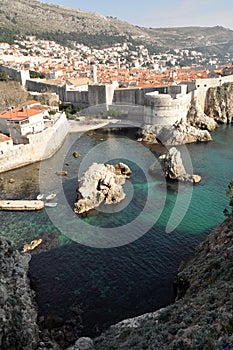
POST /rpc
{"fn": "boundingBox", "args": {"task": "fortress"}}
[1,64,233,127]
[0,64,233,173]
[1,64,231,126]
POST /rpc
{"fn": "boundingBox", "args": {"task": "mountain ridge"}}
[1,0,233,55]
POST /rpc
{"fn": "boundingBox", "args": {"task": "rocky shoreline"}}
[1,207,232,349]
[1,85,233,349]
[94,213,233,349]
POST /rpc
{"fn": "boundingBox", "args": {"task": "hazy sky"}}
[41,0,233,29]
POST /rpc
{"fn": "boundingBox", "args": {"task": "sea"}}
[0,124,232,336]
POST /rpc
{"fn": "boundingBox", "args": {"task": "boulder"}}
[157,120,212,145]
[74,162,131,214]
[153,147,201,183]
[73,152,80,158]
[66,337,94,350]
[141,120,212,146]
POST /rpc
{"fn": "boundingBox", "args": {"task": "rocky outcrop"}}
[74,162,131,214]
[66,337,94,350]
[141,119,212,146]
[157,120,212,145]
[0,237,39,350]
[206,83,233,124]
[94,214,233,349]
[150,147,201,183]
[187,97,218,131]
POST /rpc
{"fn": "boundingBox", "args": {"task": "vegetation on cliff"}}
[206,83,233,124]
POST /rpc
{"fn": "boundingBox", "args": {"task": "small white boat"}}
[45,202,57,207]
[45,193,56,201]
[36,193,44,200]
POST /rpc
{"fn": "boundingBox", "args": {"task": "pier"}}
[0,200,44,211]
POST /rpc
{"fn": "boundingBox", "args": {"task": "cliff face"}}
[0,237,39,350]
[206,83,233,124]
[187,97,218,131]
[94,214,233,349]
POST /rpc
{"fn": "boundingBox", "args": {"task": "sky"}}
[41,0,233,30]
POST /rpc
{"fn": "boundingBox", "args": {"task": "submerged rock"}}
[74,162,131,214]
[73,151,80,158]
[66,337,94,350]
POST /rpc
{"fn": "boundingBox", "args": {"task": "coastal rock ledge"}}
[74,162,131,214]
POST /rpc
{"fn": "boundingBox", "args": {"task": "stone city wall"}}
[195,75,233,111]
[26,79,65,99]
[65,90,89,109]
[0,65,30,86]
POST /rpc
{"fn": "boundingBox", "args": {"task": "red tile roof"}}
[0,133,11,142]
[0,107,42,121]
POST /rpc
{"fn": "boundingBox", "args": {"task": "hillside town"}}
[0,36,233,87]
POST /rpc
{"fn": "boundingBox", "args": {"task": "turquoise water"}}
[0,125,232,335]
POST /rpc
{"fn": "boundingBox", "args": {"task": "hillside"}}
[1,0,233,54]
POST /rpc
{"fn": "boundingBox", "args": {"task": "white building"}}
[0,134,13,155]
[0,101,49,144]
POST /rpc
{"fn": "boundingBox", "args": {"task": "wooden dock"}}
[0,200,44,211]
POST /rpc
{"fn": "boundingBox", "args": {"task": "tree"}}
[0,71,9,82]
[0,82,29,111]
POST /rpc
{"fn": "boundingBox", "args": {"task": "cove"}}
[0,124,232,336]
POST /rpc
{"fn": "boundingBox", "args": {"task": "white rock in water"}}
[74,162,131,214]
[157,147,201,184]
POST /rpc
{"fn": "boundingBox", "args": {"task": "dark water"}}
[0,125,233,336]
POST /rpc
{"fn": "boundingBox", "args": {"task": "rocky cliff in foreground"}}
[0,238,39,350]
[94,214,233,349]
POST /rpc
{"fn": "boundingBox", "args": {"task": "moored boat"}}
[45,202,57,207]
[36,193,44,200]
[45,193,56,201]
